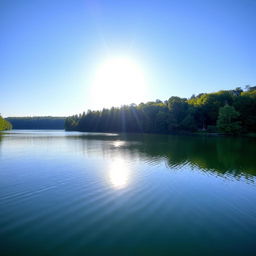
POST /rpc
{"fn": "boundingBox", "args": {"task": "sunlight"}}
[113,140,126,147]
[108,158,130,189]
[90,56,147,109]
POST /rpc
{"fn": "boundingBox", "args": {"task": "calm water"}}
[0,130,256,256]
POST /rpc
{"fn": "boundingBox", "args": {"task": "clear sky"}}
[1,0,255,117]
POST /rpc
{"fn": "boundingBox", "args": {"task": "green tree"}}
[0,116,12,131]
[180,113,197,131]
[65,87,255,135]
[233,95,256,132]
[217,105,241,134]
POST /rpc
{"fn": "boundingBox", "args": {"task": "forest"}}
[0,116,12,131]
[6,117,66,130]
[65,86,256,135]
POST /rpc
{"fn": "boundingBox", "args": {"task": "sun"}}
[90,56,147,109]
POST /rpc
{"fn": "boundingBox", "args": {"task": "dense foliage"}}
[0,116,12,131]
[7,117,66,130]
[217,105,241,134]
[65,86,256,134]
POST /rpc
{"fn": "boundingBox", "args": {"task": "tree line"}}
[65,86,256,135]
[0,116,12,131]
[6,117,66,129]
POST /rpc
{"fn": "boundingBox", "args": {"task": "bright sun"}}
[90,57,147,109]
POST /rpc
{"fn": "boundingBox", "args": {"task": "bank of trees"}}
[7,117,66,129]
[0,116,12,131]
[65,86,256,134]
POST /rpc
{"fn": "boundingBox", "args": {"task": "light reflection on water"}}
[112,140,126,148]
[0,130,256,256]
[108,158,131,189]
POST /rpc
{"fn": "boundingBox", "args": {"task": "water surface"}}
[0,130,256,255]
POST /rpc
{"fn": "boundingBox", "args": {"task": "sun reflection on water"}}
[109,158,130,189]
[113,140,126,148]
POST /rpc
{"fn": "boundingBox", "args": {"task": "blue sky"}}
[1,0,255,117]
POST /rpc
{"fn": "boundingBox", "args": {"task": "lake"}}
[0,130,256,255]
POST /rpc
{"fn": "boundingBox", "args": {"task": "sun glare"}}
[90,57,147,109]
[108,158,130,189]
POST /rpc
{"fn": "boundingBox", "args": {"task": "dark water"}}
[0,130,256,256]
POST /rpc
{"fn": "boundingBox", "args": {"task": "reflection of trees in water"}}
[119,134,256,177]
[73,133,256,178]
[2,132,255,179]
